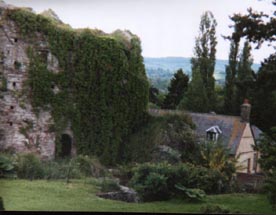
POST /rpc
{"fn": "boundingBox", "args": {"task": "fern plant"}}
[174,183,206,201]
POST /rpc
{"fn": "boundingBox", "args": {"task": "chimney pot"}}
[241,99,251,122]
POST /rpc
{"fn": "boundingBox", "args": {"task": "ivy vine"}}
[6,8,149,165]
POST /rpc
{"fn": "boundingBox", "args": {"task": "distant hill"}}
[144,57,260,92]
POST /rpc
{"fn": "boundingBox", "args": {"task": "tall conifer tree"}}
[224,40,239,114]
[162,69,189,109]
[191,11,217,111]
[236,41,254,109]
[179,68,208,113]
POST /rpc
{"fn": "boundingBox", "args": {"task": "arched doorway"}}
[60,134,72,157]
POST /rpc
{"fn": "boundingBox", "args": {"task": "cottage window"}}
[13,82,16,87]
[14,38,18,43]
[10,106,14,110]
[9,122,13,126]
[206,132,216,141]
[206,125,222,141]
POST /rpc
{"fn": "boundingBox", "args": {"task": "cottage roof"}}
[251,125,263,144]
[188,112,259,155]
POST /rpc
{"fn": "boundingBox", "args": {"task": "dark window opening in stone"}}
[13,82,16,87]
[10,106,14,110]
[60,134,72,158]
[0,129,4,141]
[9,122,12,126]
[14,61,21,70]
[14,38,18,43]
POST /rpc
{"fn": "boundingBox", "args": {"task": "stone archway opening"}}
[60,134,72,158]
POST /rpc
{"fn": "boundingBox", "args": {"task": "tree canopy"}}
[191,11,217,111]
[162,69,189,109]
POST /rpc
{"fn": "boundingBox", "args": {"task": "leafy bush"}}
[125,113,197,164]
[16,153,44,180]
[130,162,228,202]
[42,155,106,180]
[0,154,16,178]
[100,178,120,192]
[174,184,206,201]
[43,158,83,180]
[138,172,169,201]
[74,155,106,177]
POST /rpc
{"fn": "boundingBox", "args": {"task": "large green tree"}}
[224,40,255,115]
[227,1,276,131]
[179,68,208,112]
[162,69,189,109]
[236,41,255,110]
[227,1,276,209]
[255,127,276,210]
[191,11,217,111]
[251,54,276,132]
[224,40,239,114]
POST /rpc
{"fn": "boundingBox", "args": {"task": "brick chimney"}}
[240,99,251,122]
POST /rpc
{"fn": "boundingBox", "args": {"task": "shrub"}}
[130,162,171,201]
[42,159,69,180]
[174,184,206,201]
[73,155,106,177]
[100,178,120,192]
[42,156,106,180]
[141,172,169,201]
[16,153,44,180]
[0,154,16,178]
[130,162,229,202]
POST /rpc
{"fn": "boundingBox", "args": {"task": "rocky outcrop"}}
[96,185,140,203]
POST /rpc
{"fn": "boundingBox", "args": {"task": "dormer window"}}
[206,125,222,141]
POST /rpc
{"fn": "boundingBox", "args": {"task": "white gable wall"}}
[235,123,260,173]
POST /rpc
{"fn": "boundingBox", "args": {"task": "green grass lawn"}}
[0,179,274,214]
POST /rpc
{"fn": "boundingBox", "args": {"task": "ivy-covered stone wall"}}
[5,8,149,165]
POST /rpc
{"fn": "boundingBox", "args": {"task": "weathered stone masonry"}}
[0,2,75,159]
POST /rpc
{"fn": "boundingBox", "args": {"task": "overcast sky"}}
[4,0,275,63]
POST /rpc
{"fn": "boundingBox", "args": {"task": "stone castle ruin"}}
[0,2,148,162]
[0,3,66,159]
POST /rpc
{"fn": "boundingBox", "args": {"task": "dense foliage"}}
[224,40,240,114]
[226,1,276,131]
[6,9,149,165]
[125,114,196,163]
[4,153,106,180]
[16,153,44,180]
[179,68,208,112]
[255,127,276,209]
[162,69,189,109]
[190,11,217,111]
[227,1,276,209]
[224,40,255,115]
[130,162,229,202]
[0,154,15,178]
[251,54,276,132]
